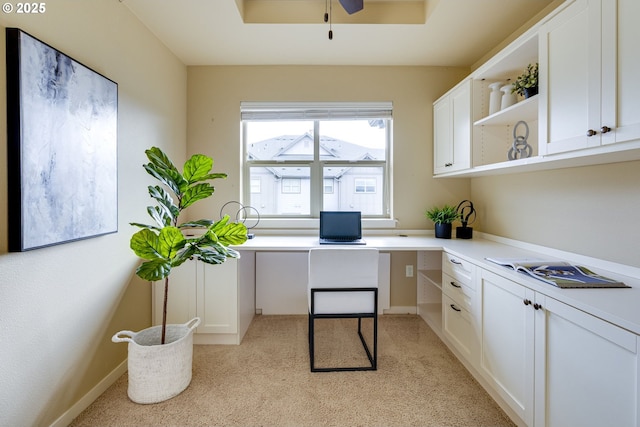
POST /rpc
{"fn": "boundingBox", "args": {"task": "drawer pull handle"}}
[450,281,462,288]
[450,304,461,312]
[449,258,462,265]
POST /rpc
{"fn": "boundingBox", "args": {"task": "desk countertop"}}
[235,233,640,336]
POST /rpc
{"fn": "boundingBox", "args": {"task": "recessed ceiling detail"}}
[237,0,428,24]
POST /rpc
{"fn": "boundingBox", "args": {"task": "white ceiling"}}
[121,0,558,67]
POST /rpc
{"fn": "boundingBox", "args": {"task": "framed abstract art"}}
[6,28,118,251]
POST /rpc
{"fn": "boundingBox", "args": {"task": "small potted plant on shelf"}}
[512,62,539,98]
[425,204,460,239]
[112,146,248,404]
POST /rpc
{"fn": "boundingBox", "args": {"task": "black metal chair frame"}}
[308,287,378,372]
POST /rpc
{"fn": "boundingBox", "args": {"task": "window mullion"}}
[310,121,321,216]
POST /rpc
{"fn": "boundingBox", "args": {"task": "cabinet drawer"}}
[442,293,476,361]
[442,252,475,288]
[442,272,474,312]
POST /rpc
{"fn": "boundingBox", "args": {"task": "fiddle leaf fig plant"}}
[130,147,247,344]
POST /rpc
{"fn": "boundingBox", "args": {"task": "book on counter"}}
[485,257,630,289]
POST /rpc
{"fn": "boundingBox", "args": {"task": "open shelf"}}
[417,302,442,333]
[419,269,442,290]
[474,95,538,127]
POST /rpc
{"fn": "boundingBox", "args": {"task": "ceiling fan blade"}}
[338,0,364,14]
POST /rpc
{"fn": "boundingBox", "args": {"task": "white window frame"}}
[241,102,393,221]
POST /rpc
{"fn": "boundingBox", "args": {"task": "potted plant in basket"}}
[112,146,248,404]
[425,204,460,239]
[512,62,539,98]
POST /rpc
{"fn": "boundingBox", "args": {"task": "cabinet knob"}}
[533,303,543,311]
[445,162,453,167]
[586,129,597,137]
[523,299,532,306]
[600,126,611,134]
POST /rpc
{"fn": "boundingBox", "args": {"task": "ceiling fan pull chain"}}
[328,0,333,39]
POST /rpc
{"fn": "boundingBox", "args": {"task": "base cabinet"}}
[479,268,640,427]
[152,253,255,345]
[535,294,640,427]
[479,269,535,426]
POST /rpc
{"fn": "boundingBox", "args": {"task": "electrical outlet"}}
[405,265,414,277]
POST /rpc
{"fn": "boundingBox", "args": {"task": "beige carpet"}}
[70,315,515,427]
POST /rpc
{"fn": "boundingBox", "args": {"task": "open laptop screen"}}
[319,211,362,241]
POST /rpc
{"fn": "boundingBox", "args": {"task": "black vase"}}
[524,86,538,98]
[434,223,452,239]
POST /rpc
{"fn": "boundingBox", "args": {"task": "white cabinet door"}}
[539,0,601,155]
[603,0,640,146]
[152,258,197,326]
[198,259,238,334]
[433,79,471,174]
[540,0,640,154]
[534,294,640,427]
[479,269,535,426]
[433,94,452,174]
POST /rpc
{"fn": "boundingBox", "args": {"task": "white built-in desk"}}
[230,233,640,427]
[234,233,640,334]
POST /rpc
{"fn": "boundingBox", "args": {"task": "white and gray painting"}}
[18,31,117,250]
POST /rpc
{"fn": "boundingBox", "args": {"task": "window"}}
[355,178,376,194]
[241,102,392,218]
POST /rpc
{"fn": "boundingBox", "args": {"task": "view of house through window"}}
[241,103,391,218]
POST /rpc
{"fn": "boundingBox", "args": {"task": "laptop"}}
[319,211,366,245]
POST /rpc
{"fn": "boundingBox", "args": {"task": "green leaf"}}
[130,222,160,231]
[209,217,248,246]
[183,154,213,184]
[144,163,181,195]
[136,258,171,281]
[157,226,186,259]
[146,146,177,173]
[178,219,213,229]
[148,186,179,219]
[180,183,215,209]
[147,206,170,228]
[130,229,163,260]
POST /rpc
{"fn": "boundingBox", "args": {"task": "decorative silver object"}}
[508,120,532,160]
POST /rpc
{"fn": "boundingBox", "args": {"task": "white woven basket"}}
[112,317,200,404]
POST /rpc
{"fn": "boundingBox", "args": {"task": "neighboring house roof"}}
[248,132,384,179]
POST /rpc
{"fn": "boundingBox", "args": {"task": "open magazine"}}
[485,257,630,288]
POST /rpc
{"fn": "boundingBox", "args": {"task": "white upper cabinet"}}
[609,0,640,145]
[433,0,640,177]
[433,79,472,174]
[540,0,640,155]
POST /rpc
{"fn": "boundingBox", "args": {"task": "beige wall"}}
[186,66,472,308]
[0,2,186,425]
[186,65,471,229]
[471,160,640,268]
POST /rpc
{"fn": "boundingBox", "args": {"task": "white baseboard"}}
[383,306,417,315]
[49,359,127,427]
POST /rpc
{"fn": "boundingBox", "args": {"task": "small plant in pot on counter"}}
[425,204,460,239]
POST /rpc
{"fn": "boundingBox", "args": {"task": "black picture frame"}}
[6,28,118,251]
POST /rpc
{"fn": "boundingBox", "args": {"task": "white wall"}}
[0,2,187,426]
